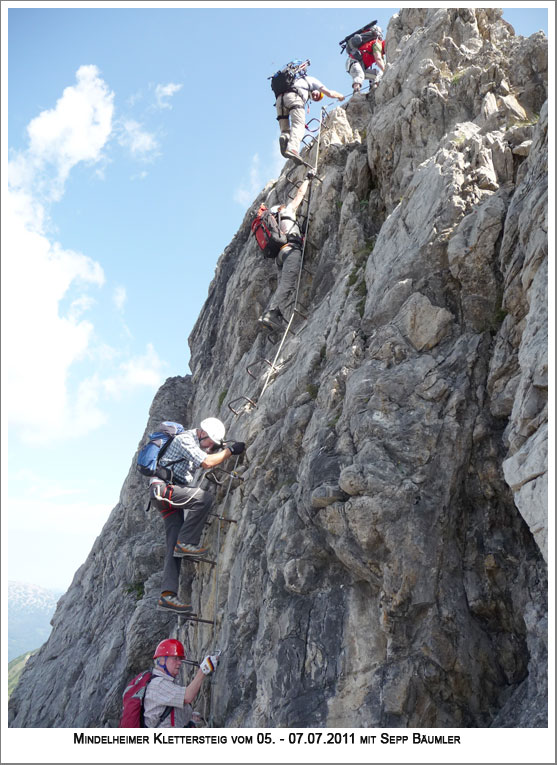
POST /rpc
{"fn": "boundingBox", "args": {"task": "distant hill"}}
[8,651,36,697]
[8,581,63,661]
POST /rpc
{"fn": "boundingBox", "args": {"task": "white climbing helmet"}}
[200,417,226,444]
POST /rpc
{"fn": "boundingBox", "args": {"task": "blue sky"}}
[3,4,550,592]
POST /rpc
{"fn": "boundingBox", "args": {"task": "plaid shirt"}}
[158,429,206,486]
[143,667,192,728]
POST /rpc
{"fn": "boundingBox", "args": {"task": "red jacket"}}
[352,39,386,69]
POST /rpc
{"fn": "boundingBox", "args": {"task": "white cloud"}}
[113,285,127,312]
[3,65,165,446]
[155,82,183,109]
[233,142,286,206]
[69,295,97,320]
[9,64,114,202]
[118,119,159,159]
[234,152,262,206]
[3,190,106,443]
[102,343,166,398]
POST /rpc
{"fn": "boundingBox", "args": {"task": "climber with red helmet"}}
[271,60,344,166]
[142,639,220,728]
[149,417,245,615]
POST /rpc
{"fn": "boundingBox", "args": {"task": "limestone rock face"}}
[9,9,547,729]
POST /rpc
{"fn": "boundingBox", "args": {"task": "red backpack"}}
[251,205,288,258]
[119,670,153,727]
[120,670,173,728]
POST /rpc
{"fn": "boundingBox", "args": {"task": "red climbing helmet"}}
[153,639,185,659]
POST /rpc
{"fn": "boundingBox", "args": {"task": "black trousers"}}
[150,483,213,594]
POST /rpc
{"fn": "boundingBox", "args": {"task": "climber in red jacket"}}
[345,25,386,93]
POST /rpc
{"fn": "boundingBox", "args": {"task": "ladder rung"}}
[180,615,215,625]
[305,117,321,133]
[246,358,277,379]
[227,396,257,416]
[209,513,238,524]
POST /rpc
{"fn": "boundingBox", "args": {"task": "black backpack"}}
[339,19,378,54]
[270,59,309,97]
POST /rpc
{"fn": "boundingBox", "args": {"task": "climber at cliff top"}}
[343,23,386,93]
[143,639,219,728]
[252,172,313,332]
[271,59,344,166]
[150,417,245,615]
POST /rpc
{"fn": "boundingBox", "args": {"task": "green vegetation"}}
[320,345,327,361]
[348,268,359,287]
[218,389,228,409]
[306,383,319,400]
[125,582,145,601]
[357,298,367,318]
[493,305,508,326]
[327,412,341,428]
[355,280,368,298]
[352,237,376,266]
[8,650,36,697]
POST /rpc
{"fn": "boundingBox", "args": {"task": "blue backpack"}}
[137,421,184,477]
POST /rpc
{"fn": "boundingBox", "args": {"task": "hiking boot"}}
[174,542,209,558]
[283,148,304,165]
[352,82,362,94]
[157,593,193,614]
[279,134,289,157]
[258,308,285,331]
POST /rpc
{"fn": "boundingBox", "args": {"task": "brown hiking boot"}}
[173,542,209,558]
[156,593,193,614]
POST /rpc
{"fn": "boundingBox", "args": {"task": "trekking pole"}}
[258,107,324,402]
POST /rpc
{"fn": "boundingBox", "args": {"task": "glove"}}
[227,440,245,456]
[200,654,220,675]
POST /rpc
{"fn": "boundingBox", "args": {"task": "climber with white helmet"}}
[142,639,219,728]
[252,173,313,332]
[270,59,344,166]
[149,417,245,615]
[341,21,386,93]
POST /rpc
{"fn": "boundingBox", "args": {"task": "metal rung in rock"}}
[286,168,304,187]
[179,614,215,625]
[247,358,278,379]
[284,302,308,321]
[209,512,238,524]
[301,135,314,148]
[227,396,257,416]
[305,117,322,133]
[204,467,245,486]
[267,322,298,343]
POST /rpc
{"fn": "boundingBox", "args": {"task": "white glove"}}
[200,653,220,675]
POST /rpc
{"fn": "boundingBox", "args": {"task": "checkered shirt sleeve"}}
[158,429,206,485]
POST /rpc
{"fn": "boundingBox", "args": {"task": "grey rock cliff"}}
[9,8,547,728]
